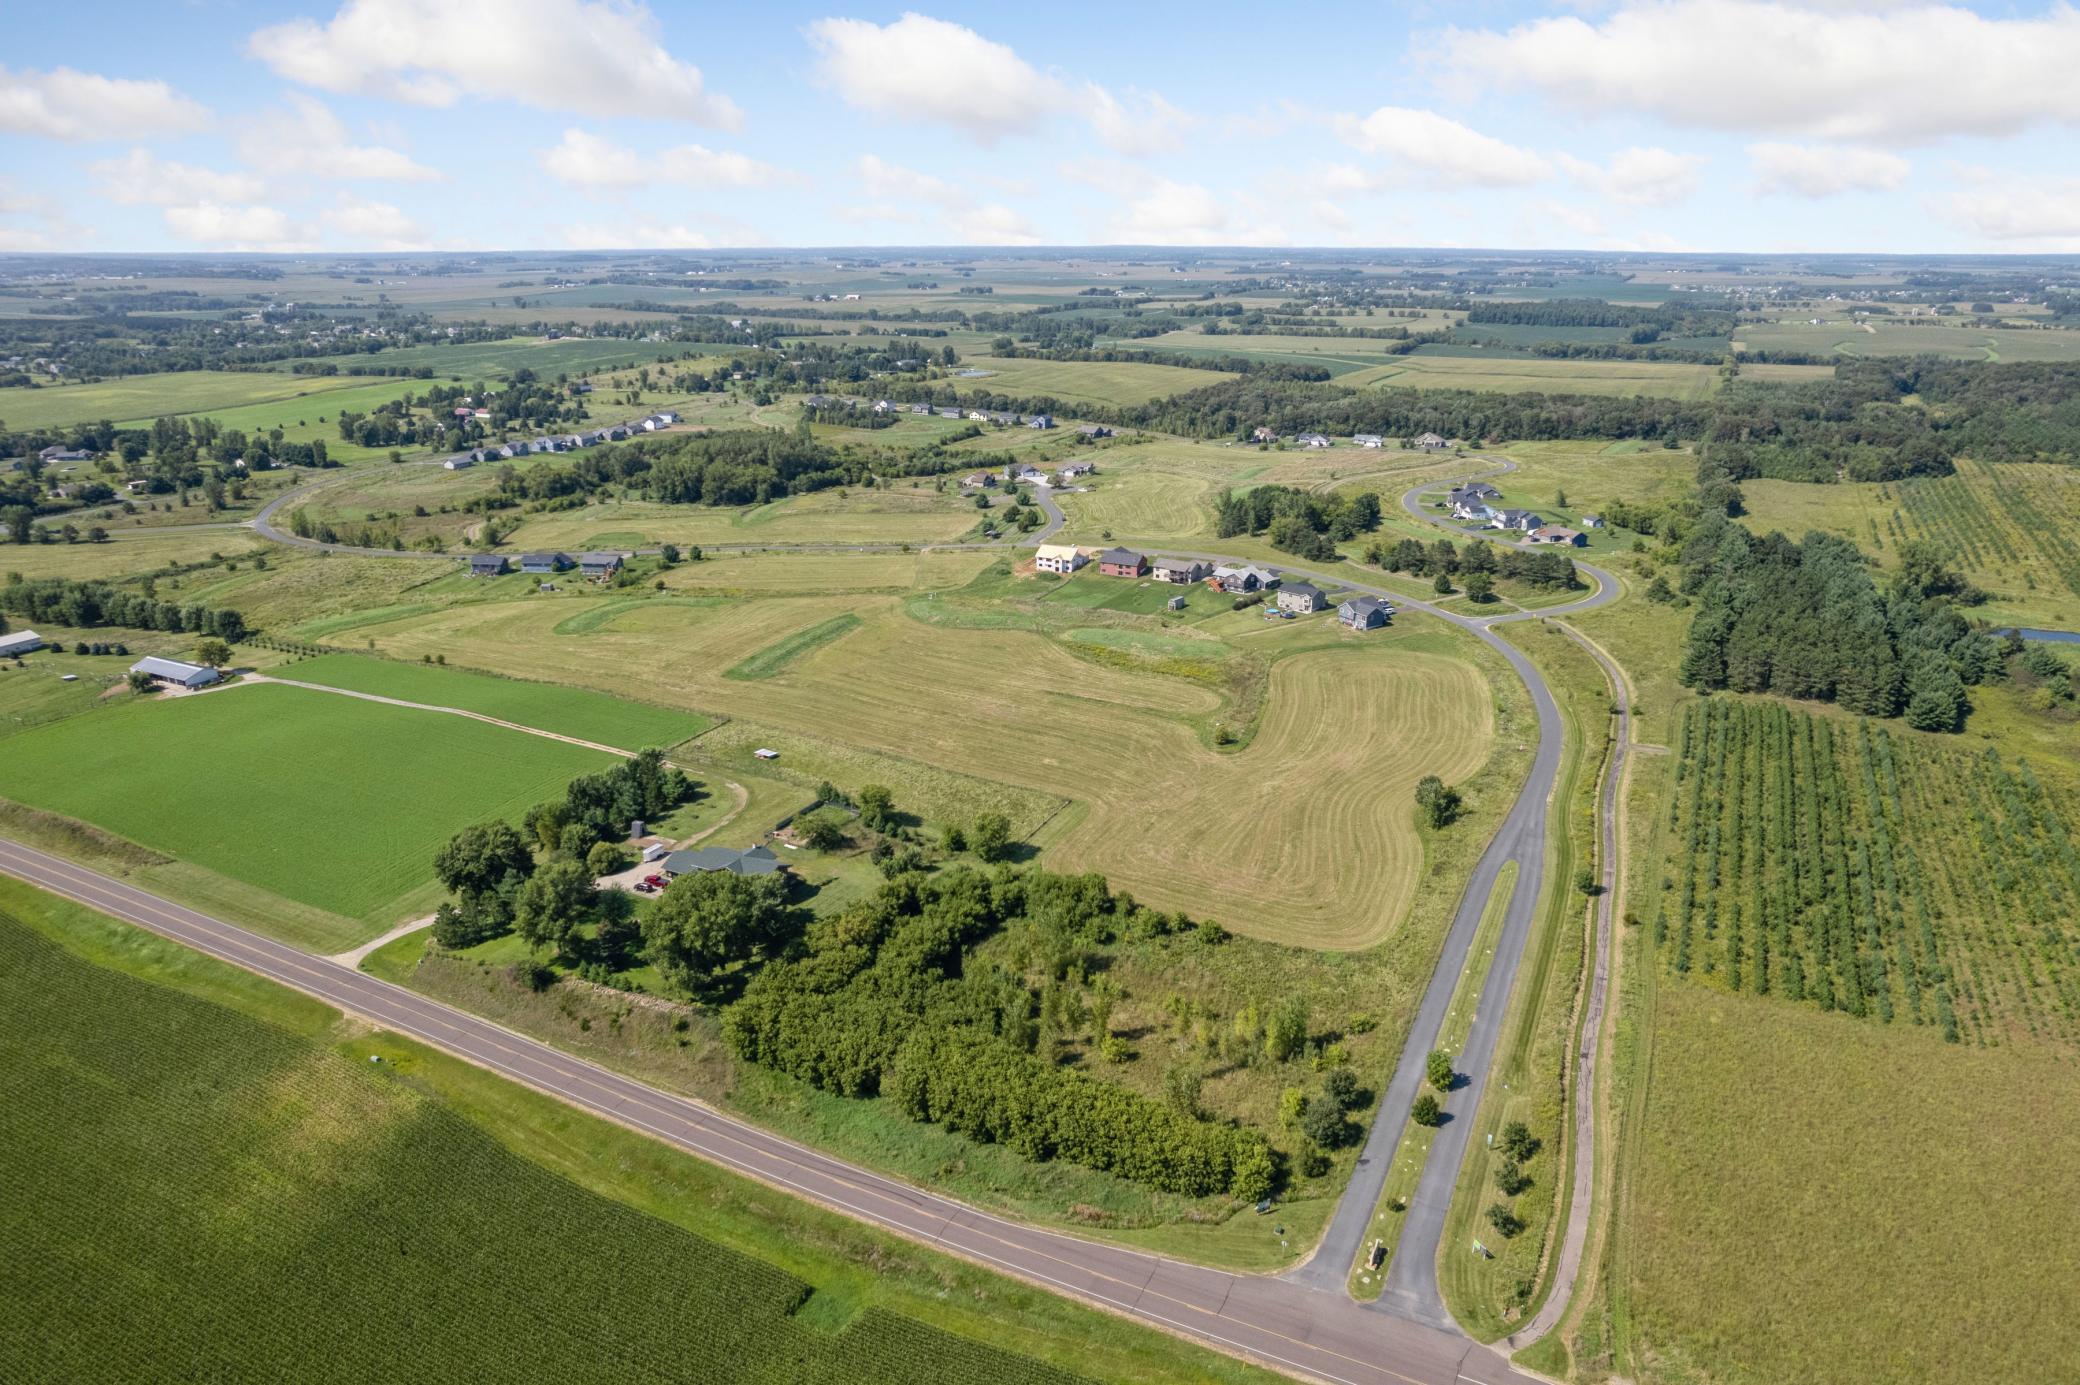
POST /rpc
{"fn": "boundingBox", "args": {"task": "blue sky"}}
[6,1,2080,254]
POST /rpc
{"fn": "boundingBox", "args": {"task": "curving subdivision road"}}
[0,835,1531,1385]
[19,452,1624,1378]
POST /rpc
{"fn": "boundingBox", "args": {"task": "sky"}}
[6,0,2080,256]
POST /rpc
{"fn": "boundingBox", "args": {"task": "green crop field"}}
[291,335,732,378]
[1650,697,2080,1046]
[277,652,710,748]
[0,901,1257,1385]
[0,683,612,936]
[0,370,422,435]
[1737,318,2080,362]
[1344,351,1732,399]
[956,356,1237,407]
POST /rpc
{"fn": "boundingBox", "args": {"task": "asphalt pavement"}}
[0,835,1539,1385]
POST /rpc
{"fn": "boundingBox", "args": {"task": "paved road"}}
[1508,627,1629,1348]
[0,835,1534,1385]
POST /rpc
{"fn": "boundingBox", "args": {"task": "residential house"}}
[1295,433,1331,449]
[1352,434,1384,449]
[909,403,933,415]
[1338,596,1392,630]
[988,411,1021,426]
[39,445,91,463]
[1026,414,1054,429]
[1098,547,1147,577]
[1489,509,1544,533]
[529,437,556,454]
[1056,460,1094,481]
[1529,525,1587,547]
[0,629,43,658]
[578,552,624,582]
[130,655,219,690]
[1212,563,1279,594]
[1452,482,1501,501]
[495,443,524,460]
[1077,424,1113,438]
[936,406,966,419]
[443,454,474,471]
[959,471,995,488]
[560,434,585,451]
[467,554,511,577]
[1450,499,1495,523]
[519,552,572,575]
[967,409,991,422]
[1581,513,1605,529]
[1033,544,1086,575]
[1414,431,1449,450]
[1152,557,1211,585]
[652,410,681,425]
[872,399,897,413]
[1251,426,1278,443]
[1276,582,1327,614]
[1010,462,1051,485]
[663,844,783,878]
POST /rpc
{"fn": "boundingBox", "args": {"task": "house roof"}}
[467,554,507,569]
[664,844,782,876]
[132,655,216,683]
[1341,596,1391,614]
[1154,556,1205,573]
[578,551,624,566]
[1034,544,1081,563]
[0,629,41,652]
[520,552,569,565]
[1098,547,1144,565]
[1281,581,1324,599]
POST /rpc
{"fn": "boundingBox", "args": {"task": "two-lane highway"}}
[0,835,1536,1385]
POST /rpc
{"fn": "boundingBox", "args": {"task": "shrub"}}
[1411,1093,1442,1127]
[1426,1048,1455,1092]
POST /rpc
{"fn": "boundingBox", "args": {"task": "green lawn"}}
[723,613,864,680]
[0,682,611,929]
[277,652,711,749]
[0,893,1268,1385]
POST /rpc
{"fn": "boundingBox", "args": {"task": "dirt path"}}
[328,913,435,968]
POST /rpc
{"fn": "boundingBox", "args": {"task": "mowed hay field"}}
[1044,643,1493,949]
[957,355,1238,407]
[502,485,982,550]
[0,529,274,582]
[1343,352,1730,399]
[312,589,1499,949]
[0,909,1103,1385]
[0,683,612,936]
[1616,983,2080,1385]
[1054,464,1217,541]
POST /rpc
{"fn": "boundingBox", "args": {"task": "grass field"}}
[276,571,1507,948]
[0,886,1268,1385]
[276,652,711,747]
[1345,353,1731,400]
[0,369,419,433]
[956,355,1238,407]
[1737,318,2080,362]
[292,335,730,378]
[0,683,611,939]
[1612,982,2080,1385]
[0,528,273,581]
[1739,458,2080,629]
[502,484,982,549]
[724,613,863,679]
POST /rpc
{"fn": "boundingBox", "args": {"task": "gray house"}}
[663,843,783,877]
[579,552,624,582]
[520,552,572,574]
[1338,596,1392,630]
[1489,509,1544,533]
[467,553,510,577]
[1152,557,1211,584]
[1276,582,1327,614]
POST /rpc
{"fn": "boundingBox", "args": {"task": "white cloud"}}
[538,128,787,190]
[1537,200,1609,239]
[1749,141,1910,197]
[1085,85,1195,157]
[1335,107,1548,187]
[163,202,320,253]
[807,13,1062,144]
[1560,146,1706,207]
[0,227,64,252]
[1440,1,2080,144]
[850,155,1040,244]
[1105,178,1286,246]
[1057,157,1142,190]
[856,154,965,206]
[325,195,433,250]
[0,65,209,141]
[90,150,266,207]
[236,95,440,182]
[949,202,1042,245]
[560,220,718,250]
[249,0,740,127]
[1939,168,2080,244]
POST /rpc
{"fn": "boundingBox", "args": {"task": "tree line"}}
[0,576,248,642]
